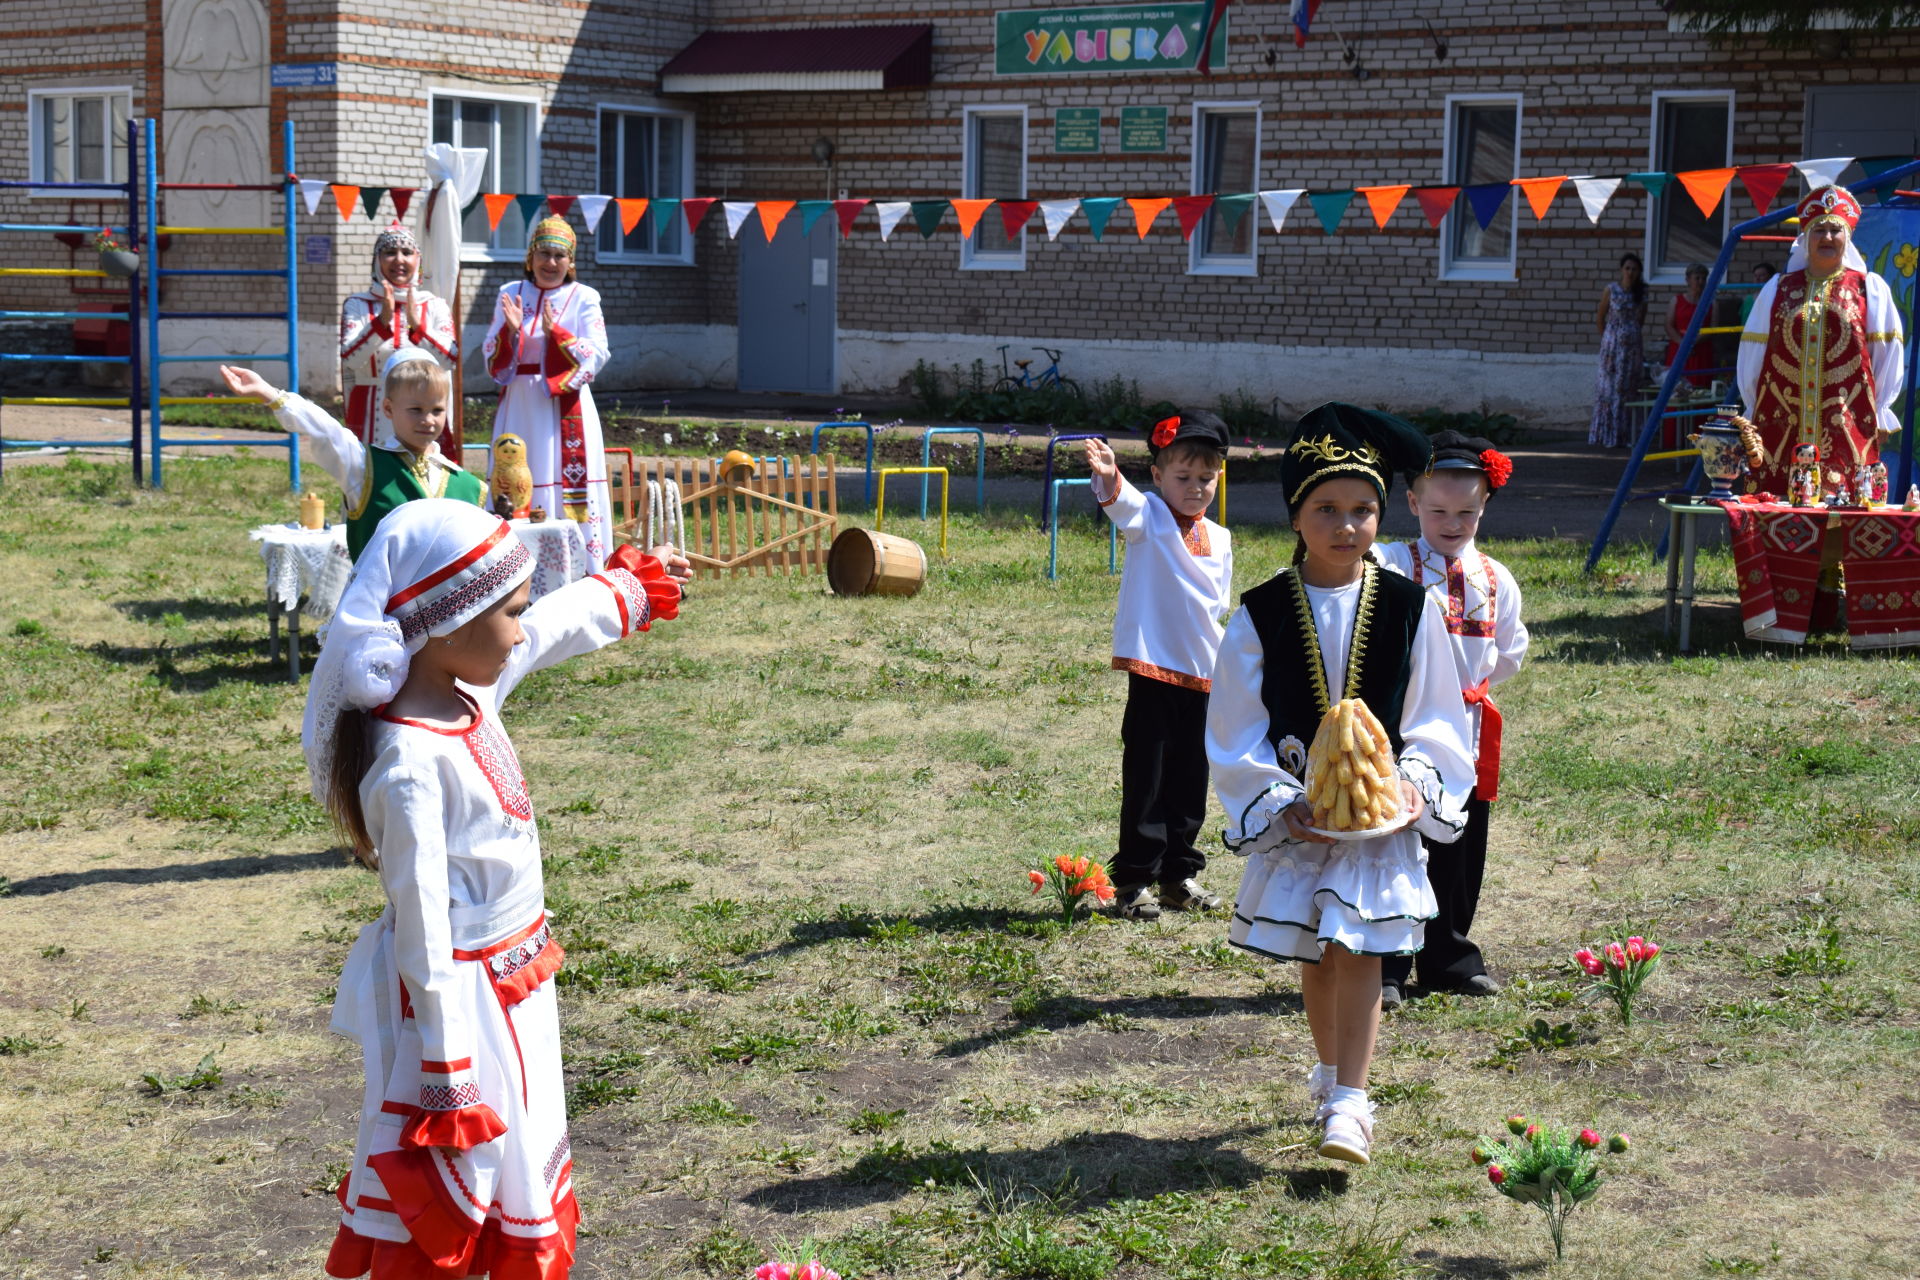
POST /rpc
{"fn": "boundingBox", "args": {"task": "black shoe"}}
[1115,884,1161,921]
[1158,877,1221,912]
[1457,974,1500,996]
[1380,981,1404,1012]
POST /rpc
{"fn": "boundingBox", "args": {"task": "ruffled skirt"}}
[1227,829,1436,963]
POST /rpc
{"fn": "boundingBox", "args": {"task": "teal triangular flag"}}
[1858,156,1903,204]
[1214,193,1256,235]
[1308,190,1354,234]
[514,192,547,228]
[798,200,833,235]
[1081,197,1122,241]
[1627,172,1671,197]
[359,186,387,221]
[651,198,681,231]
[910,200,948,238]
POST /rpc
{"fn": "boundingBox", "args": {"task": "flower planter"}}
[97,249,140,278]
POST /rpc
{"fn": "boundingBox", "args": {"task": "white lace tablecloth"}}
[249,523,351,622]
[513,517,590,601]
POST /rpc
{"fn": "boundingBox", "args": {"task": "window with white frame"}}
[430,91,538,257]
[1649,91,1732,281]
[1441,95,1521,281]
[962,107,1027,269]
[1191,102,1260,275]
[597,108,694,264]
[29,88,131,188]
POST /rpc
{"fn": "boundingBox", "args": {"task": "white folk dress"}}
[483,282,613,572]
[1098,474,1233,690]
[1208,576,1474,962]
[325,563,675,1280]
[340,287,458,442]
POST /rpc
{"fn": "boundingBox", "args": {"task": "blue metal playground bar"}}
[1585,157,1920,572]
[0,118,144,484]
[144,116,301,490]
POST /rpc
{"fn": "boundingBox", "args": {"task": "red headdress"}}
[1797,185,1860,232]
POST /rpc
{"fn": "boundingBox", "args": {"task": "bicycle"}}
[993,345,1082,400]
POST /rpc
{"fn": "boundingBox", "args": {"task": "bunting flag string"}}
[1308,190,1353,234]
[1172,194,1215,240]
[359,186,388,221]
[682,198,717,233]
[1259,189,1304,233]
[1080,197,1121,242]
[1128,196,1171,239]
[298,179,327,216]
[757,200,796,242]
[999,200,1040,240]
[950,198,993,240]
[1573,176,1622,225]
[1677,167,1736,218]
[652,198,681,233]
[722,201,755,240]
[1626,171,1671,198]
[1039,199,1079,240]
[833,198,870,237]
[1795,156,1852,190]
[1357,184,1408,229]
[797,200,832,236]
[481,193,514,232]
[542,194,572,221]
[1215,193,1255,235]
[909,200,948,238]
[1737,164,1792,214]
[616,198,648,235]
[512,192,546,229]
[875,201,911,240]
[576,194,611,233]
[330,184,361,224]
[1413,186,1459,229]
[1513,175,1565,220]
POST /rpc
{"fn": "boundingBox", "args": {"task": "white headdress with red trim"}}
[302,499,532,799]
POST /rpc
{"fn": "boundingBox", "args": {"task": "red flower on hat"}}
[1151,416,1180,448]
[1479,449,1513,490]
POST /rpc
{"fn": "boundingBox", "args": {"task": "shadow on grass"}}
[1409,1252,1550,1280]
[749,904,1045,959]
[1526,600,1752,662]
[115,597,262,623]
[3,849,344,896]
[933,989,1301,1059]
[84,635,307,690]
[740,1125,1287,1214]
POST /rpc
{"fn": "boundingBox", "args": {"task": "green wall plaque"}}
[1055,107,1103,153]
[1119,106,1169,153]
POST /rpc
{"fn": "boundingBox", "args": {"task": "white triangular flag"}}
[1572,176,1622,225]
[722,201,755,239]
[1038,199,1079,241]
[875,201,912,241]
[1794,156,1853,190]
[299,179,327,216]
[575,194,612,234]
[1259,189,1305,234]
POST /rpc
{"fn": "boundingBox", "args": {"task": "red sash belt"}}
[1462,679,1502,802]
[514,362,542,375]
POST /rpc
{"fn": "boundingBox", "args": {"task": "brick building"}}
[5,1,1918,421]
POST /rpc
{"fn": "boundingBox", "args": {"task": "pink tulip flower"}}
[1625,937,1646,962]
[1574,948,1604,976]
[1605,941,1629,970]
[1524,1124,1540,1141]
[1487,1163,1506,1185]
[1642,942,1661,960]
[756,1266,792,1280]
[1577,1128,1601,1149]
[1470,1145,1493,1165]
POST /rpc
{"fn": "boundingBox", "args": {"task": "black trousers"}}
[1383,793,1491,989]
[1113,673,1210,888]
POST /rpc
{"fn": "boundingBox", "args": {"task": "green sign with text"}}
[1119,106,1169,153]
[994,4,1227,77]
[1055,107,1103,153]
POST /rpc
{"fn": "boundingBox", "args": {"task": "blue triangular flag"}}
[1463,183,1511,230]
[1858,156,1904,204]
[1081,197,1122,242]
[1308,190,1354,234]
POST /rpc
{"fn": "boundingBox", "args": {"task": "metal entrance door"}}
[737,213,836,393]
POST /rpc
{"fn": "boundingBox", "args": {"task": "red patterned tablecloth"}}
[1719,500,1920,650]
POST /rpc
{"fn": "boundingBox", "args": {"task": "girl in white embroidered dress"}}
[309,500,687,1280]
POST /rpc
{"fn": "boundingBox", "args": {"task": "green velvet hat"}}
[1283,402,1433,516]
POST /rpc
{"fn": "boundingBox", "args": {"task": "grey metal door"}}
[737,213,835,392]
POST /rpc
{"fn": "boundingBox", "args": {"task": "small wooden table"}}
[1660,497,1723,653]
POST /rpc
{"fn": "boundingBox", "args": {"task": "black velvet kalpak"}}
[1281,402,1432,517]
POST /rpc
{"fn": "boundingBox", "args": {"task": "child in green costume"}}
[222,349,485,560]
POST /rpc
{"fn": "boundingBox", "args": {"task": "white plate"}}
[1305,805,1415,842]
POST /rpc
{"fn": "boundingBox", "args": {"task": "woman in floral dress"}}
[1589,253,1647,448]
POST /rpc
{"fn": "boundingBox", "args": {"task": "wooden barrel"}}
[828,528,927,597]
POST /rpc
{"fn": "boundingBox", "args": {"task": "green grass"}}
[1,456,1917,1278]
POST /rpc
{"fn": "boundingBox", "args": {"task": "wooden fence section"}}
[609,453,839,579]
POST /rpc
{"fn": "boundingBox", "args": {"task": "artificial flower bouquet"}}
[1472,1116,1631,1259]
[1573,934,1663,1025]
[1027,854,1116,927]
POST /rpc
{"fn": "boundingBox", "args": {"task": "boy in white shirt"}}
[1375,430,1528,1007]
[1086,413,1233,920]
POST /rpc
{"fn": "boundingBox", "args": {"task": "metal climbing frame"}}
[0,119,144,484]
[1586,158,1920,570]
[811,420,875,503]
[143,116,301,490]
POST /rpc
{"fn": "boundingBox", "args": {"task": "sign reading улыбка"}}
[994,4,1227,76]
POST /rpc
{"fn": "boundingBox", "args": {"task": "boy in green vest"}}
[222,350,486,560]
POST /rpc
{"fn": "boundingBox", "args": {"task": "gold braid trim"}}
[1344,563,1379,702]
[1285,563,1378,717]
[1287,569,1333,718]
[1289,462,1383,506]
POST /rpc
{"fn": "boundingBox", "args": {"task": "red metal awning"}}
[659,24,933,94]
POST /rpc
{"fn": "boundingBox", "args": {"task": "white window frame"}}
[27,86,133,196]
[960,105,1028,271]
[1646,89,1735,286]
[594,103,696,267]
[1439,92,1524,283]
[429,87,543,264]
[1188,99,1262,278]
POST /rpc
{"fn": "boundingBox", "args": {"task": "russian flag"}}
[1291,0,1321,48]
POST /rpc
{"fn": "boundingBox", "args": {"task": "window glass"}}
[32,93,130,186]
[1653,98,1731,273]
[1449,103,1518,265]
[1200,111,1257,258]
[432,96,532,253]
[599,112,689,260]
[968,113,1025,257]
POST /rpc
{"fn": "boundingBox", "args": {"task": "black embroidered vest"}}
[1238,563,1423,756]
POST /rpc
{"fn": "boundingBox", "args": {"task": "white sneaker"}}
[1306,1063,1337,1109]
[1318,1099,1374,1165]
[1158,877,1222,912]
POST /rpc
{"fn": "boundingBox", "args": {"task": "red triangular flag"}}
[950,198,994,239]
[1128,197,1171,239]
[545,194,575,220]
[1512,176,1565,220]
[1357,184,1410,229]
[481,193,515,231]
[1413,186,1459,229]
[330,184,361,223]
[756,199,796,242]
[1172,194,1215,240]
[997,200,1039,240]
[616,198,649,235]
[833,199,869,237]
[682,198,717,232]
[1677,167,1736,218]
[1737,163,1793,214]
[390,188,416,222]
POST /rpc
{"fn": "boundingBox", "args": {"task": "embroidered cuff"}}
[601,545,682,629]
[400,1059,507,1149]
[1398,753,1465,843]
[1222,781,1303,855]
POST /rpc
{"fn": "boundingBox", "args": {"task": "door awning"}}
[659,24,933,94]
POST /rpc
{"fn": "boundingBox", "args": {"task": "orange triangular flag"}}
[1677,167,1736,218]
[950,198,994,239]
[616,198,649,235]
[1737,163,1793,213]
[756,200,796,242]
[482,193,515,231]
[1513,176,1565,220]
[1357,184,1410,229]
[330,184,361,223]
[1413,186,1459,229]
[1128,197,1171,239]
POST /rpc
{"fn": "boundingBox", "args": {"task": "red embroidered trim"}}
[387,522,511,611]
[465,715,533,822]
[1171,512,1212,557]
[1112,656,1212,693]
[420,1081,482,1110]
[1412,545,1497,639]
[421,1058,473,1073]
[397,542,533,643]
[451,913,546,962]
